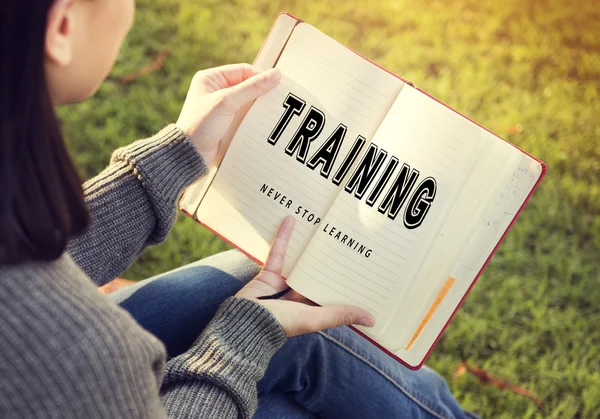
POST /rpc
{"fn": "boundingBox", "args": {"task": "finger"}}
[221,68,281,110]
[196,64,261,90]
[218,63,262,87]
[263,216,295,275]
[304,305,376,333]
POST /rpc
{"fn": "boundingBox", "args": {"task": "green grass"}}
[59,0,600,417]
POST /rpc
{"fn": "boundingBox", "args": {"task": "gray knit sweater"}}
[0,125,287,418]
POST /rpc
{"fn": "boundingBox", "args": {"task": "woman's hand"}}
[176,63,281,166]
[236,217,376,337]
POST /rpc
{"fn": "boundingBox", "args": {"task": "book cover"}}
[180,13,546,369]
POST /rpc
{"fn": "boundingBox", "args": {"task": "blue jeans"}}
[110,250,476,419]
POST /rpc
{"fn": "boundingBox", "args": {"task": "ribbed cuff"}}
[111,124,207,208]
[162,298,287,418]
[203,297,287,361]
[110,125,208,240]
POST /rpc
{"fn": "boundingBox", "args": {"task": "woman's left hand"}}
[235,216,376,338]
[176,63,281,166]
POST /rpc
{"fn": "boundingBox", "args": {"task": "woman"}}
[0,0,475,417]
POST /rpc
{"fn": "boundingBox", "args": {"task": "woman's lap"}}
[110,249,257,357]
[110,249,474,419]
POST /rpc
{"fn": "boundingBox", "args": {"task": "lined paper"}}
[197,23,404,276]
[287,86,485,340]
[396,151,543,367]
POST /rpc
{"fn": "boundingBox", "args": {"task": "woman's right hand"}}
[235,217,376,337]
[176,63,281,166]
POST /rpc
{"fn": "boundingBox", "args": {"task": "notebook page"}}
[287,86,486,341]
[197,23,404,276]
[390,128,522,349]
[396,146,543,367]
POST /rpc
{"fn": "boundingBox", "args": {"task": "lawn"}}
[59,0,600,417]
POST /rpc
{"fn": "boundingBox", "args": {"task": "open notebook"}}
[180,13,546,369]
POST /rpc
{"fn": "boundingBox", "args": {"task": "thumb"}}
[305,305,376,333]
[221,68,281,110]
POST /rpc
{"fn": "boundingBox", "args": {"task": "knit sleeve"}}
[160,297,287,418]
[0,258,287,419]
[67,125,207,286]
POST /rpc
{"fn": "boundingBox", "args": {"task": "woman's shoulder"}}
[0,254,168,417]
[0,253,166,374]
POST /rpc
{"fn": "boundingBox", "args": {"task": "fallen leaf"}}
[454,361,545,413]
[453,361,467,380]
[507,123,524,135]
[99,278,136,294]
[119,48,171,84]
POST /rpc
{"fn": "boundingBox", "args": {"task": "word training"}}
[267,93,438,229]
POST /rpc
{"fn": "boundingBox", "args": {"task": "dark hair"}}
[0,1,89,265]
